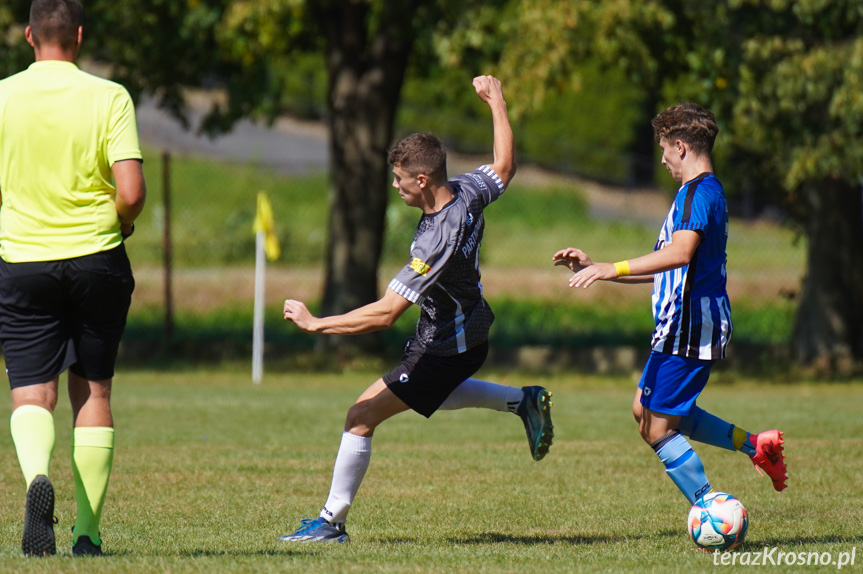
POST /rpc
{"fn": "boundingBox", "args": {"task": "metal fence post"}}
[162,151,174,341]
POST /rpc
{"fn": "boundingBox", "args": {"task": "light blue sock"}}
[653,431,712,505]
[678,406,756,456]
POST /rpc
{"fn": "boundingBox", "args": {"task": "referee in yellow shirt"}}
[0,0,146,557]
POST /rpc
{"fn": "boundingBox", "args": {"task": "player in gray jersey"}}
[280,76,554,543]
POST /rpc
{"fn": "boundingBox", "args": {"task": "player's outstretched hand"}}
[473,75,504,105]
[283,299,318,333]
[569,262,618,289]
[553,247,594,273]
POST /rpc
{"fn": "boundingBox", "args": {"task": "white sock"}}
[320,432,372,524]
[438,378,523,413]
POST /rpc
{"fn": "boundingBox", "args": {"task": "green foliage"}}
[0,1,322,132]
[513,64,642,182]
[488,0,863,210]
[474,0,683,110]
[730,1,863,191]
[1,369,860,570]
[0,2,30,78]
[84,1,234,129]
[396,61,642,183]
[268,52,327,119]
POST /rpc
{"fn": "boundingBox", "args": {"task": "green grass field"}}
[1,368,860,572]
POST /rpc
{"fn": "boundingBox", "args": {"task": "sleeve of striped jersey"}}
[387,221,458,304]
[450,165,505,207]
[673,186,711,233]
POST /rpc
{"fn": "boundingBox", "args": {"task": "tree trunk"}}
[315,1,419,355]
[791,179,863,374]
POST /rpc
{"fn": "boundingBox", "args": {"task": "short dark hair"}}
[29,0,83,51]
[387,133,447,180]
[652,102,718,156]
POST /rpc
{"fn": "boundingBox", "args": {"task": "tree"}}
[729,0,863,372]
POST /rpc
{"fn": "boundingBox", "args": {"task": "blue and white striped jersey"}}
[650,173,732,360]
[388,166,504,356]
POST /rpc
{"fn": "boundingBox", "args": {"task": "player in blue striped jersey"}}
[553,102,787,505]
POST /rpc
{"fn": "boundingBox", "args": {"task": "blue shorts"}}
[638,351,715,416]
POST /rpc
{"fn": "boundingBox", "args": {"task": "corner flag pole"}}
[252,192,280,384]
[252,229,266,384]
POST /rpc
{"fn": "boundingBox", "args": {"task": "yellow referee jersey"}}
[0,60,142,262]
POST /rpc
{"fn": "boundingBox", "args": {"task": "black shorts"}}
[383,338,488,418]
[0,245,134,388]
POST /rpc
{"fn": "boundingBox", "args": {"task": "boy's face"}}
[391,165,426,208]
[658,137,685,182]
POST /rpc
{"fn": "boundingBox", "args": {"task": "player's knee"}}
[344,403,376,437]
[637,417,654,444]
[11,382,59,412]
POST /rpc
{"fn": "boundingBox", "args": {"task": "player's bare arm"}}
[568,229,702,289]
[553,247,649,284]
[472,75,516,188]
[284,288,412,335]
[112,159,147,236]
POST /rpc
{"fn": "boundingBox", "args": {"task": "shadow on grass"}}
[106,548,319,558]
[442,530,680,546]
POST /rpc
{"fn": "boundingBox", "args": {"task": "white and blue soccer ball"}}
[687,491,749,551]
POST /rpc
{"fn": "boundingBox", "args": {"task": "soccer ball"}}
[687,492,749,551]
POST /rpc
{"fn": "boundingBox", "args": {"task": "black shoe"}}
[22,475,56,557]
[72,534,103,556]
[516,386,554,461]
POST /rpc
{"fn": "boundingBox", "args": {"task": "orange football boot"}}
[751,430,787,491]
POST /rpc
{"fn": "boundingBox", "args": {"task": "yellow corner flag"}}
[253,191,280,261]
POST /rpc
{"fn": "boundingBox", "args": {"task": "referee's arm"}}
[113,159,146,235]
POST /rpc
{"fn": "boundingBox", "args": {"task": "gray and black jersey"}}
[388,166,505,357]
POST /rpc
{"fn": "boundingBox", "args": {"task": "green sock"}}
[72,427,115,545]
[10,405,55,488]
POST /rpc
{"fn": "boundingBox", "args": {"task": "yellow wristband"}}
[614,261,631,277]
